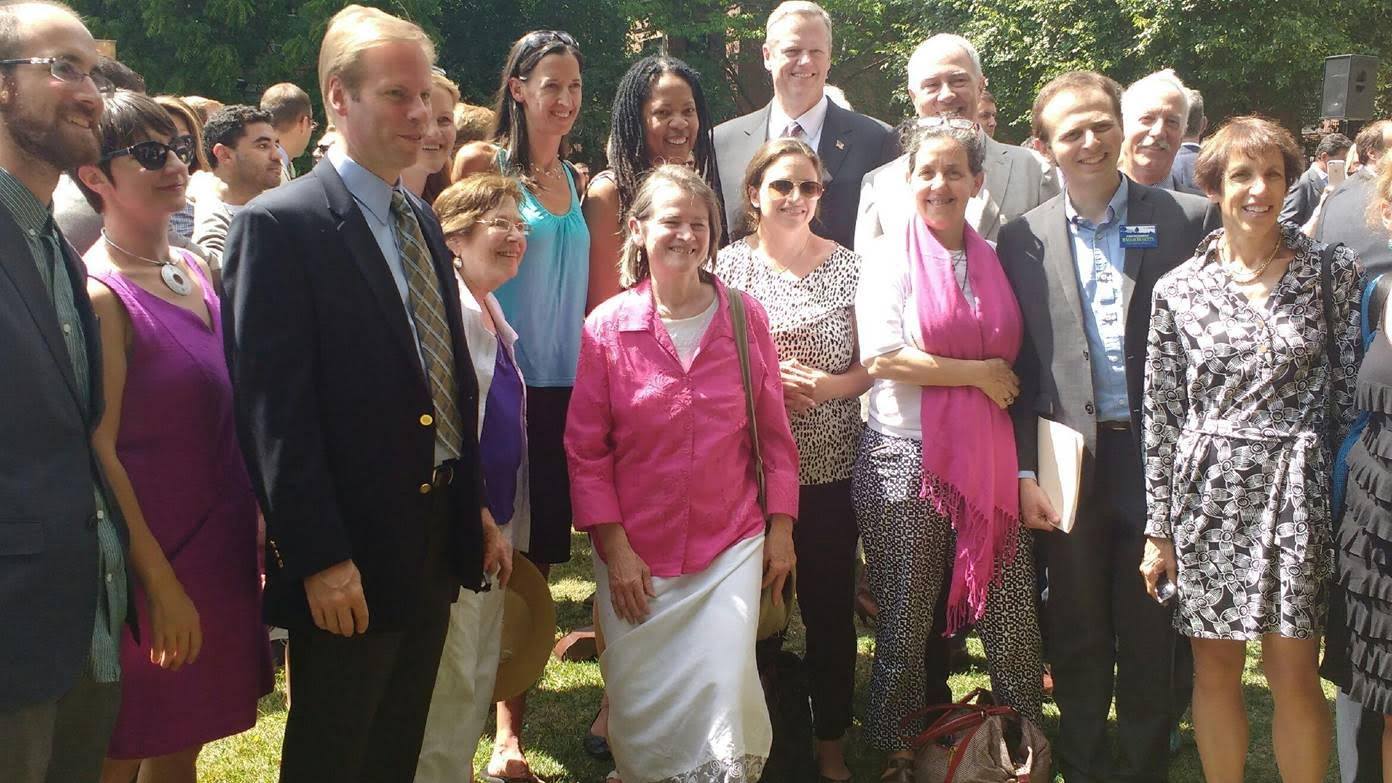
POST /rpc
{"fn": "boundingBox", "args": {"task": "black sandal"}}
[582,708,612,761]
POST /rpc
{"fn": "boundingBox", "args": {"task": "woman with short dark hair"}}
[75,89,271,783]
[1142,115,1364,782]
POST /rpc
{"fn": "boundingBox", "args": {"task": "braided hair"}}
[606,55,725,241]
[490,30,584,187]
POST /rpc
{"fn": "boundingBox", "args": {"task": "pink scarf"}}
[909,215,1023,634]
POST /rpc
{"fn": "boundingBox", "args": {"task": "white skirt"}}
[595,534,771,783]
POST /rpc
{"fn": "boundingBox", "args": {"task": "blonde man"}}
[222,5,502,781]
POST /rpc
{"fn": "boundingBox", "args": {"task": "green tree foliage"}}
[73,0,1392,162]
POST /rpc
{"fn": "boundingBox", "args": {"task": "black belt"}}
[1099,420,1131,432]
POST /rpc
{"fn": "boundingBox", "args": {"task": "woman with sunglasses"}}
[455,29,590,783]
[853,121,1044,783]
[583,54,724,312]
[713,137,867,783]
[73,90,272,783]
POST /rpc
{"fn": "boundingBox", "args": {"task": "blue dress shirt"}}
[1064,175,1130,422]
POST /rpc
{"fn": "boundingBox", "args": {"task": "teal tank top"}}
[492,150,591,386]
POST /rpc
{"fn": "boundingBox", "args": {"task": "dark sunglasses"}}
[101,135,195,170]
[523,30,579,48]
[766,178,824,198]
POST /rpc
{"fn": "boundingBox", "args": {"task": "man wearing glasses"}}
[856,33,1058,249]
[0,3,133,782]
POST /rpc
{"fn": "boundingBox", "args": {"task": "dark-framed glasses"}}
[101,135,196,170]
[918,115,980,132]
[483,217,531,236]
[766,178,824,198]
[0,57,115,96]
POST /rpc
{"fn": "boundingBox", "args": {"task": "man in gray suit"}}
[0,3,134,781]
[856,33,1057,248]
[998,71,1217,783]
[713,0,896,249]
[1316,120,1392,278]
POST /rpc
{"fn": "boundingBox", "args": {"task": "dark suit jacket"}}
[999,178,1218,503]
[713,98,897,248]
[222,158,486,632]
[1280,164,1325,226]
[0,207,131,709]
[1168,142,1201,193]
[1316,166,1392,277]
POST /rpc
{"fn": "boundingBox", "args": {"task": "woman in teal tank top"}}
[453,28,589,783]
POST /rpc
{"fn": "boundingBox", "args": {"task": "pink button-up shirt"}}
[565,279,799,577]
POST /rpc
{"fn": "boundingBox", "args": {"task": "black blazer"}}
[999,179,1219,491]
[0,207,131,709]
[713,98,897,248]
[222,159,486,631]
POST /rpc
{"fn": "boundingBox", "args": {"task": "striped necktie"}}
[782,121,805,140]
[389,189,464,458]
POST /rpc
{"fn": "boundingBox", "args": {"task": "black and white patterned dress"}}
[1143,225,1363,640]
[715,239,862,484]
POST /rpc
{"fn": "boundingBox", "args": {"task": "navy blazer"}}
[0,205,132,710]
[222,158,486,631]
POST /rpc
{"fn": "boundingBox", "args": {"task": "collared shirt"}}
[0,166,127,683]
[565,279,800,577]
[768,93,830,151]
[327,146,452,464]
[1064,175,1131,422]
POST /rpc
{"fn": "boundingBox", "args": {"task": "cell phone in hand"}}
[1154,575,1177,605]
[1329,159,1347,189]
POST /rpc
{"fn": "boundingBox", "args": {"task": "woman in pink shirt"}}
[565,164,798,783]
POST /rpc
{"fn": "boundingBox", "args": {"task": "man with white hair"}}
[855,33,1057,248]
[1119,69,1194,193]
[714,0,896,249]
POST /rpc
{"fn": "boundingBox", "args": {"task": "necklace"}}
[1221,234,1282,284]
[530,159,563,182]
[757,233,816,279]
[101,229,193,295]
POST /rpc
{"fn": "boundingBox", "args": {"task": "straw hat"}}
[492,556,557,702]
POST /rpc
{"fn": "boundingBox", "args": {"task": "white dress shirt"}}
[768,93,830,151]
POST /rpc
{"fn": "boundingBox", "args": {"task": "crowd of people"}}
[4,1,1392,783]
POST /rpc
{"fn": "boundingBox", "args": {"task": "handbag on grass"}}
[901,689,1051,783]
[725,282,796,641]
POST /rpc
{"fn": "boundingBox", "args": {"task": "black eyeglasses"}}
[766,178,824,198]
[102,135,196,170]
[0,57,114,96]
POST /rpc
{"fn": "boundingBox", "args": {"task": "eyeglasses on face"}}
[483,217,531,236]
[0,56,115,96]
[101,135,196,170]
[917,115,981,132]
[765,178,824,198]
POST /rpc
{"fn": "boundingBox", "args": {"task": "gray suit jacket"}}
[714,99,896,249]
[0,207,129,709]
[1316,167,1392,277]
[856,134,1058,249]
[998,178,1218,487]
[1280,164,1325,226]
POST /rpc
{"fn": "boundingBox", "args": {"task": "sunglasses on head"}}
[766,178,824,198]
[101,135,195,170]
[523,30,579,48]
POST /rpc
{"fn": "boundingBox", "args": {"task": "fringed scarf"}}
[909,215,1024,634]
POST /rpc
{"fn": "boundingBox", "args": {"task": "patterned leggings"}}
[852,427,1044,752]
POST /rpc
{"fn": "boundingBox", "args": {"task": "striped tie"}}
[390,189,464,457]
[782,121,804,140]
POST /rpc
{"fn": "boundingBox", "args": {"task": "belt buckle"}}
[431,462,455,488]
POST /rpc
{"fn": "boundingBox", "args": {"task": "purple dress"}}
[92,253,272,758]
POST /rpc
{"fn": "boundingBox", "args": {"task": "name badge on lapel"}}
[1120,224,1158,249]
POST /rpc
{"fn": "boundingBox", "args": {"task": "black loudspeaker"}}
[1323,55,1379,120]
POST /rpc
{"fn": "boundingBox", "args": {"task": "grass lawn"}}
[203,532,1343,782]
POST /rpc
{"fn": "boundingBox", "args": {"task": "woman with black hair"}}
[583,54,723,311]
[456,30,590,783]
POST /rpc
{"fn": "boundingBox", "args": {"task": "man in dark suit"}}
[1168,88,1205,193]
[1317,119,1392,278]
[998,71,1218,783]
[1281,131,1352,227]
[222,6,502,781]
[1119,69,1200,196]
[0,3,133,781]
[713,0,896,248]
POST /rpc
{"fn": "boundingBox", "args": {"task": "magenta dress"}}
[92,253,272,759]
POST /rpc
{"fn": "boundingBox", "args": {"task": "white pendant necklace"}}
[101,229,192,296]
